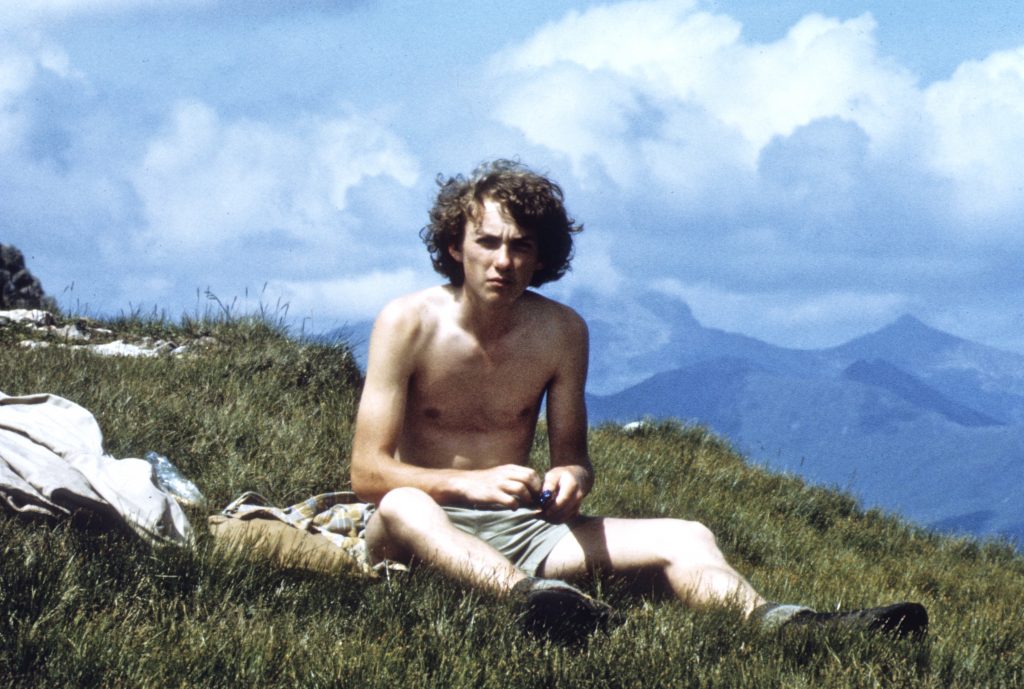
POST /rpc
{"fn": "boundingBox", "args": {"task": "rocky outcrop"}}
[0,244,54,311]
[0,307,216,358]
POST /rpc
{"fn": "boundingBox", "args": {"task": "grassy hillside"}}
[2,313,1022,688]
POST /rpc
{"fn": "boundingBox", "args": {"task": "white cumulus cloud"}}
[924,46,1024,225]
[492,0,917,193]
[0,53,35,154]
[131,100,419,254]
[0,34,80,154]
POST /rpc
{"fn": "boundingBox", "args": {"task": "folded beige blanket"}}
[210,491,405,577]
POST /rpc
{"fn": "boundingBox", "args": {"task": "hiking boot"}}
[512,577,616,643]
[785,602,929,638]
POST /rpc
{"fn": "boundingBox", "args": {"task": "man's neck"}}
[452,286,523,343]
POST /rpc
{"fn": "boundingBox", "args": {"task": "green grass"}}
[2,312,1023,688]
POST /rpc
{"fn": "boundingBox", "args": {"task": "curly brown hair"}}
[420,159,583,287]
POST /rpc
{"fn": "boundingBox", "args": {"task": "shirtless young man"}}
[350,160,926,640]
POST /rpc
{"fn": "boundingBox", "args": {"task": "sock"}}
[751,602,813,630]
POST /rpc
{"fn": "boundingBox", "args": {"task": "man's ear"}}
[448,242,463,263]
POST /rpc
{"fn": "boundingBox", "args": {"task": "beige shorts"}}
[442,505,579,577]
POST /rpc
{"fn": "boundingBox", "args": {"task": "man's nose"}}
[494,245,512,268]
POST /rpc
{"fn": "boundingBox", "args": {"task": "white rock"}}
[87,340,161,358]
[0,309,55,326]
[622,420,652,435]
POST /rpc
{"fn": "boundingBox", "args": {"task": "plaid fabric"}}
[219,491,403,576]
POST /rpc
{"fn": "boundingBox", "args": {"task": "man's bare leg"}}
[540,518,928,636]
[365,487,527,594]
[365,487,615,641]
[539,517,767,615]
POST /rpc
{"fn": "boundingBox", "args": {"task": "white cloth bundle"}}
[0,392,191,545]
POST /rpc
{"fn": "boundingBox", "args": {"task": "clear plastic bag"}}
[145,451,205,507]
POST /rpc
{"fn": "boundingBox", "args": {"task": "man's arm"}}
[539,308,594,522]
[350,300,541,506]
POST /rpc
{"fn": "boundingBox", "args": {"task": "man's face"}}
[450,197,542,302]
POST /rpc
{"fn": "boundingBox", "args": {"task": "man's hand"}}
[539,465,591,522]
[453,464,542,509]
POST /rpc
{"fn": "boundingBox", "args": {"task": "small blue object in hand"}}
[538,489,553,508]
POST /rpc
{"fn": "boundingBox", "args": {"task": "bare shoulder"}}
[520,294,588,397]
[373,287,451,337]
[368,286,454,365]
[519,291,588,343]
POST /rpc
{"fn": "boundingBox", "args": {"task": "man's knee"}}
[679,519,719,548]
[367,487,448,562]
[660,518,726,566]
[374,486,441,529]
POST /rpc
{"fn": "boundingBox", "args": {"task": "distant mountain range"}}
[320,291,1024,547]
[578,296,1024,547]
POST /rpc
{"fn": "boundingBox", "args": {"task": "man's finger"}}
[499,465,542,491]
[501,478,535,506]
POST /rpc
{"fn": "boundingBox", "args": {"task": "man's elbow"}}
[349,459,378,503]
[351,479,378,504]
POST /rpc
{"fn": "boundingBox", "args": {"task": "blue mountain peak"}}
[888,314,948,337]
[827,314,961,363]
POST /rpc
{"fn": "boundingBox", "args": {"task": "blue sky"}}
[3,0,1024,366]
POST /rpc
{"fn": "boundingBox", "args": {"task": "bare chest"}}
[408,335,553,431]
